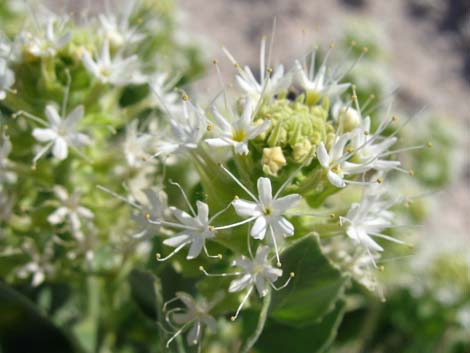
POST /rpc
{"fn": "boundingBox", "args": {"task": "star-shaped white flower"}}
[223,167,301,265]
[295,49,350,104]
[131,188,168,239]
[31,104,90,162]
[153,99,207,157]
[223,37,292,104]
[340,186,404,259]
[82,39,145,86]
[24,18,71,57]
[154,201,216,260]
[229,245,283,297]
[166,292,217,347]
[206,97,270,155]
[0,132,16,184]
[47,186,94,241]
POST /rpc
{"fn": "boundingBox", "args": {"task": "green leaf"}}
[270,235,349,327]
[256,299,346,353]
[128,269,160,320]
[0,282,76,353]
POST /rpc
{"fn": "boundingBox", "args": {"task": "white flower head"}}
[47,186,94,241]
[223,167,301,266]
[0,131,16,184]
[0,58,14,100]
[123,120,151,168]
[16,238,55,287]
[223,36,292,104]
[166,292,217,347]
[295,49,350,104]
[82,39,145,86]
[148,72,180,113]
[153,98,207,157]
[206,97,270,155]
[31,104,90,164]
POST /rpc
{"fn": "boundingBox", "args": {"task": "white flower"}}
[32,104,90,162]
[224,168,301,265]
[223,37,292,103]
[16,239,55,287]
[81,39,145,86]
[166,292,217,347]
[316,134,352,188]
[340,186,404,258]
[48,186,94,241]
[148,72,180,113]
[229,246,283,297]
[205,97,270,155]
[295,49,350,103]
[131,188,168,239]
[154,99,207,156]
[349,116,401,172]
[0,58,14,100]
[155,201,216,260]
[123,120,151,168]
[24,18,71,57]
[98,0,144,48]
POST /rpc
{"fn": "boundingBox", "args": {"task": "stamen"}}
[199,266,241,277]
[203,245,223,259]
[214,216,257,230]
[169,179,196,216]
[269,226,282,267]
[96,185,141,209]
[209,202,232,223]
[220,165,258,201]
[271,272,295,291]
[166,321,192,348]
[12,111,49,127]
[230,286,253,321]
[156,241,190,261]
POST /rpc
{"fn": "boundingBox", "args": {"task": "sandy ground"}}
[178,0,470,247]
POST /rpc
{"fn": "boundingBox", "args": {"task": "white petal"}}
[229,274,252,293]
[205,138,231,147]
[77,207,94,219]
[210,106,231,132]
[65,105,84,127]
[257,177,272,206]
[187,321,201,346]
[196,201,209,224]
[251,216,267,240]
[255,275,268,297]
[52,137,68,160]
[170,207,194,226]
[240,97,253,126]
[327,170,346,188]
[163,234,190,247]
[47,207,68,224]
[186,237,204,259]
[232,199,259,217]
[272,194,301,213]
[316,142,330,168]
[45,104,61,126]
[32,128,56,142]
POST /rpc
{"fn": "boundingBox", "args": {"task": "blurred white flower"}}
[82,39,145,85]
[16,239,55,287]
[0,58,14,100]
[166,292,217,347]
[22,18,71,57]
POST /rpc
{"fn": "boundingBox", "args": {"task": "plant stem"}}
[240,291,271,353]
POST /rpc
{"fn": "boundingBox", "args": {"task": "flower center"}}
[232,129,247,142]
[100,67,111,77]
[264,207,272,216]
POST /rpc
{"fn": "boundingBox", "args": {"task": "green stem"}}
[240,291,271,353]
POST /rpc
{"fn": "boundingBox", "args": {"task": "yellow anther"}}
[351,40,357,47]
[212,59,218,65]
[137,18,144,24]
[31,164,37,171]
[426,142,433,148]
[362,47,369,53]
[156,253,161,259]
[351,95,357,101]
[347,146,354,153]
[208,225,215,232]
[378,265,385,272]
[392,115,398,122]
[369,94,375,99]
[181,94,189,101]
[218,254,223,259]
[234,63,240,68]
[408,169,415,176]
[266,67,273,74]
[329,213,336,219]
[376,177,384,184]
[363,130,369,136]
[199,266,204,271]
[290,272,295,278]
[207,124,214,132]
[230,316,236,321]
[234,195,239,200]
[329,42,335,49]
[276,262,282,267]
[145,213,151,220]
